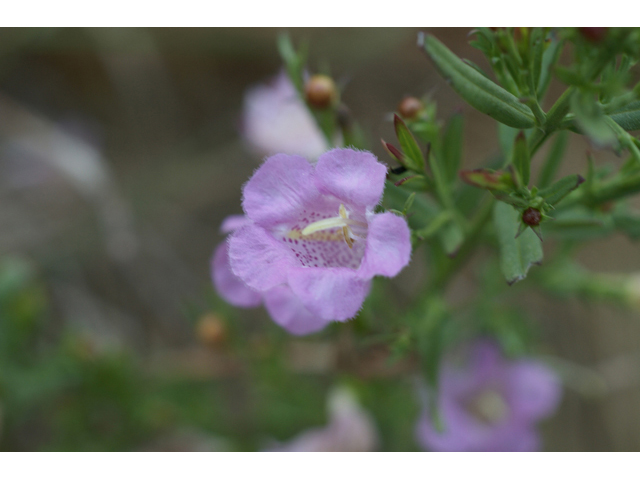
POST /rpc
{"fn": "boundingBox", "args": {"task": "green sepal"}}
[419,33,536,129]
[538,174,585,206]
[491,191,530,208]
[394,114,425,171]
[493,202,543,285]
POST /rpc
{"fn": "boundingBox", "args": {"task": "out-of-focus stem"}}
[429,196,495,292]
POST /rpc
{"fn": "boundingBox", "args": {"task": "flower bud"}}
[196,313,227,347]
[578,27,608,43]
[304,75,337,109]
[397,96,424,120]
[522,207,542,226]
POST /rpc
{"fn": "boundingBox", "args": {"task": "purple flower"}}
[211,215,332,335]
[228,148,412,324]
[265,387,379,452]
[416,340,562,452]
[242,72,330,160]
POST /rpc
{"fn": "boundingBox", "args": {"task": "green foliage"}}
[393,114,425,171]
[419,33,536,129]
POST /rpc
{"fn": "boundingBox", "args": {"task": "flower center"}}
[465,388,508,425]
[278,203,367,270]
[298,204,366,248]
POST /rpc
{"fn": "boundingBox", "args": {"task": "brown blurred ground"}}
[1,27,640,451]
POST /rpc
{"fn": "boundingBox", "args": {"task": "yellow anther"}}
[342,226,354,248]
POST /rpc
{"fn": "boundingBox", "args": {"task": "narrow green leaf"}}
[493,202,543,285]
[277,33,304,92]
[531,28,546,92]
[419,33,536,129]
[589,170,640,205]
[394,114,425,171]
[613,209,640,240]
[402,192,416,214]
[571,91,617,147]
[383,181,439,230]
[462,59,493,80]
[537,38,563,99]
[442,112,464,183]
[609,100,640,131]
[554,66,587,87]
[538,174,585,206]
[537,130,569,188]
[512,131,530,186]
[438,220,464,257]
[413,210,452,240]
[545,207,613,240]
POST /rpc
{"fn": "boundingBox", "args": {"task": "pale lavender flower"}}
[416,340,562,452]
[242,72,329,160]
[266,386,379,452]
[211,215,332,335]
[228,148,411,323]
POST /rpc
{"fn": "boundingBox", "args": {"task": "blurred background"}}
[1,27,640,451]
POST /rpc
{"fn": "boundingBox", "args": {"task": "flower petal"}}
[228,224,296,292]
[416,410,540,452]
[357,212,411,279]
[242,154,319,227]
[506,360,562,421]
[211,243,262,308]
[314,148,387,208]
[242,72,328,160]
[287,267,371,321]
[220,215,251,234]
[263,285,332,336]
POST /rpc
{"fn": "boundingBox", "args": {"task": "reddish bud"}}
[578,27,608,43]
[397,96,424,120]
[513,27,526,42]
[600,201,615,213]
[196,313,227,347]
[522,207,542,226]
[459,168,514,191]
[381,139,405,164]
[304,75,337,109]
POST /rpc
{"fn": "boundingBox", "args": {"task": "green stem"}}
[529,87,575,156]
[429,196,495,291]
